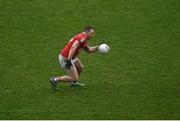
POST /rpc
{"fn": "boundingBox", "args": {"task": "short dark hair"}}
[83,25,95,32]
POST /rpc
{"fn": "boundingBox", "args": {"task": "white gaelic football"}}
[98,44,110,54]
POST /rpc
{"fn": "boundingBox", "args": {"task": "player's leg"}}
[49,56,79,90]
[50,67,78,90]
[74,59,84,76]
[71,58,85,86]
[59,59,85,86]
[55,64,79,82]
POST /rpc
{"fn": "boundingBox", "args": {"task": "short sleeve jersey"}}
[60,33,88,59]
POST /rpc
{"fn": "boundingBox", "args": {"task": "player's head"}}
[83,26,95,39]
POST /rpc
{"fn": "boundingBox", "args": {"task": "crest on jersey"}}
[80,38,85,43]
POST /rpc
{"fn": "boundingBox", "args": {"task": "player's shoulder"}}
[76,33,86,38]
[75,33,87,43]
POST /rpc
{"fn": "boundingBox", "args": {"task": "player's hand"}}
[65,60,73,69]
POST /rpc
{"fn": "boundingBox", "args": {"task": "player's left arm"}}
[83,45,99,54]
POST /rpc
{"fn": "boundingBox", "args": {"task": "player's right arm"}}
[68,41,80,60]
[64,40,80,69]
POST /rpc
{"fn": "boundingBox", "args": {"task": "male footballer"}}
[49,26,99,90]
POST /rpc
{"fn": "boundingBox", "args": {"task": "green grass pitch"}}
[0,0,180,119]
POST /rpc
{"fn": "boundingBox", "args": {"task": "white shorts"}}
[58,54,78,69]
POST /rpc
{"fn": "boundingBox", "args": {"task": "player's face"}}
[87,29,95,39]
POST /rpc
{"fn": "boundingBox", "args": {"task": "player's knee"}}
[72,75,79,81]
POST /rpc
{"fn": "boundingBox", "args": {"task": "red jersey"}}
[60,33,88,59]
